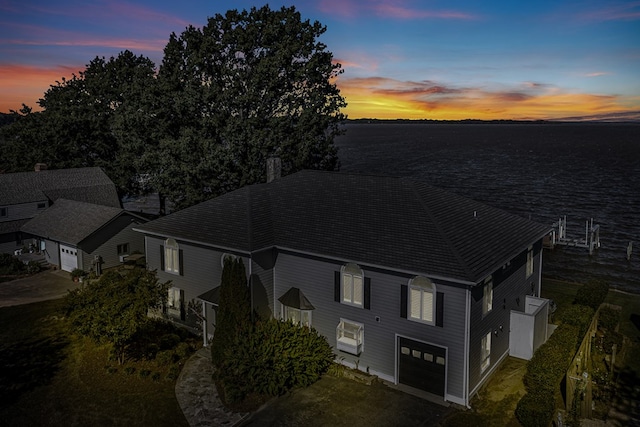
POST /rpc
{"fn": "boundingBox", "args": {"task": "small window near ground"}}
[481,331,491,372]
[167,287,183,320]
[336,319,364,355]
[117,243,129,255]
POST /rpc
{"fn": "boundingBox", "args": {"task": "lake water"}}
[335,122,640,293]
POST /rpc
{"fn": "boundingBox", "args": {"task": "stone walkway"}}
[175,347,249,427]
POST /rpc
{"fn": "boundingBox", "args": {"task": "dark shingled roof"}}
[136,170,550,283]
[278,287,315,310]
[21,199,125,247]
[0,167,121,208]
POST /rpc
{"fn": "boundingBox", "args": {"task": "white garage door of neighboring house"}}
[60,244,78,272]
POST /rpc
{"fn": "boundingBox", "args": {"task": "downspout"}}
[463,286,472,408]
[537,249,543,297]
[202,301,207,347]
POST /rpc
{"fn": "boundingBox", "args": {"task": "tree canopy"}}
[1,5,346,210]
[0,51,157,196]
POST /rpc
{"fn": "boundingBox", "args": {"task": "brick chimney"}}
[266,157,281,183]
[34,163,47,172]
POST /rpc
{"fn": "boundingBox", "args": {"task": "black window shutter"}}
[160,245,165,271]
[334,271,340,302]
[400,285,408,318]
[436,292,444,327]
[179,289,186,320]
[179,249,184,276]
[364,278,371,310]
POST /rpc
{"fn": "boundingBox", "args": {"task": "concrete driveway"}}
[0,269,79,308]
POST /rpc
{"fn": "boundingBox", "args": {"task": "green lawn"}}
[0,299,190,426]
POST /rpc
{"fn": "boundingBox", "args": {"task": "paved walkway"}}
[175,347,249,427]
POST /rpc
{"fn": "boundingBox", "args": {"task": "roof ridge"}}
[406,179,476,280]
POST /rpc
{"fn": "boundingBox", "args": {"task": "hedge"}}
[573,280,609,312]
[515,391,556,427]
[214,318,334,405]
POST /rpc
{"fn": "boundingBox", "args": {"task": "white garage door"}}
[60,244,78,272]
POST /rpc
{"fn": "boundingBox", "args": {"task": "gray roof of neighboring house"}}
[0,167,121,208]
[20,199,127,246]
[136,170,551,284]
[0,219,31,235]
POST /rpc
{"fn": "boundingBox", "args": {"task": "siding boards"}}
[273,252,467,402]
[145,236,250,328]
[0,201,46,223]
[79,221,146,271]
[468,239,544,393]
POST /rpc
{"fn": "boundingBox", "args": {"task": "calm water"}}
[335,122,640,293]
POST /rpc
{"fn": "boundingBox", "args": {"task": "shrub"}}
[166,365,181,381]
[26,260,41,274]
[602,331,623,354]
[0,253,26,275]
[70,268,87,281]
[159,333,181,350]
[139,369,151,379]
[124,366,136,375]
[598,306,620,331]
[155,350,176,366]
[515,391,556,427]
[145,343,159,360]
[214,318,334,405]
[574,280,608,311]
[151,372,161,382]
[175,341,192,359]
[524,323,578,394]
[559,305,594,340]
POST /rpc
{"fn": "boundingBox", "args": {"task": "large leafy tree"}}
[0,51,157,196]
[152,5,346,209]
[63,269,170,364]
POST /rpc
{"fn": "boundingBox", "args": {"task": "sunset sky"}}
[1,0,639,120]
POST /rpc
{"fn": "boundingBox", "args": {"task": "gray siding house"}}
[21,199,147,273]
[0,166,121,254]
[134,170,550,406]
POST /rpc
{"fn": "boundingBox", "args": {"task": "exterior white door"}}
[60,244,78,272]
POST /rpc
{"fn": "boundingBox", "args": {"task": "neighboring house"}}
[0,166,121,254]
[134,170,551,406]
[21,199,147,273]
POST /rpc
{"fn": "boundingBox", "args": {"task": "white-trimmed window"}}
[164,238,180,274]
[282,306,312,328]
[408,276,435,324]
[167,287,184,319]
[336,319,364,355]
[342,263,363,307]
[482,278,493,316]
[526,246,534,278]
[481,331,491,372]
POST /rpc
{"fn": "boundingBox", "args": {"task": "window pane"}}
[436,356,445,365]
[424,352,434,362]
[410,288,421,319]
[422,291,434,321]
[412,350,421,358]
[401,346,410,355]
[353,276,363,305]
[343,274,352,302]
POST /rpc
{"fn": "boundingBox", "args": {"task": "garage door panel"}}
[60,244,78,272]
[398,337,446,396]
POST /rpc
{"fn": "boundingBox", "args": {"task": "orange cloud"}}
[337,76,638,120]
[0,64,81,112]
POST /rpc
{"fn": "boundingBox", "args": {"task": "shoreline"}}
[542,275,640,296]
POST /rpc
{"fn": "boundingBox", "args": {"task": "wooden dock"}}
[544,216,601,255]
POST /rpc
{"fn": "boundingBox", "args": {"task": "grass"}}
[0,299,191,426]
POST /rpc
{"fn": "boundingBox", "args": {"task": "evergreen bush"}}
[515,391,556,427]
[558,305,594,340]
[597,306,619,331]
[214,318,334,405]
[573,280,608,311]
